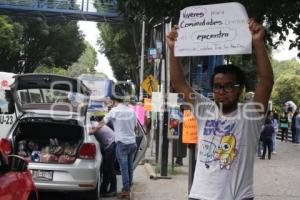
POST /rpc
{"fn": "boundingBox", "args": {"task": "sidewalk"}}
[131,146,189,200]
[129,140,300,200]
[254,141,300,200]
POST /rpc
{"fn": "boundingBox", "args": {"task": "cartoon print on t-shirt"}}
[199,119,237,170]
[215,134,236,170]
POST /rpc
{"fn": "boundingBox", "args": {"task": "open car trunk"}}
[13,119,83,164]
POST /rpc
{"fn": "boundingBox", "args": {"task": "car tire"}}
[27,191,38,200]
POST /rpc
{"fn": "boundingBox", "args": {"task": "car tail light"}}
[0,138,12,155]
[79,143,96,160]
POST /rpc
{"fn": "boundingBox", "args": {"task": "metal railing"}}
[0,0,117,12]
[0,0,121,22]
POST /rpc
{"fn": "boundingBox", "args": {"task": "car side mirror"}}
[8,155,28,172]
[0,150,10,173]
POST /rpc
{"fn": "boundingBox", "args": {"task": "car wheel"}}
[27,191,38,200]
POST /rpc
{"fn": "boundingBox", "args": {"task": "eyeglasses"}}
[213,82,240,93]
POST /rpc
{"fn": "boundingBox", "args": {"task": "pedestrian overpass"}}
[0,0,121,22]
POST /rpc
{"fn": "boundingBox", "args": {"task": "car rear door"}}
[11,73,90,117]
[133,122,148,169]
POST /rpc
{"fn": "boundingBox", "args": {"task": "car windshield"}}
[17,88,88,111]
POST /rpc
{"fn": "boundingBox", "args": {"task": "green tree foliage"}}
[272,58,300,80]
[35,42,97,77]
[0,16,23,72]
[34,65,68,76]
[98,0,300,94]
[68,42,97,77]
[271,59,300,110]
[117,0,300,55]
[271,74,300,110]
[0,16,85,73]
[98,22,140,85]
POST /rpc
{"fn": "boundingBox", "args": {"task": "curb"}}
[144,163,157,180]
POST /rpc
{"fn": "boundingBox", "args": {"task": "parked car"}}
[3,74,147,200]
[0,72,17,138]
[0,140,38,200]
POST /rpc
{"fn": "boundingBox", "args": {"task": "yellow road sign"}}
[141,75,158,96]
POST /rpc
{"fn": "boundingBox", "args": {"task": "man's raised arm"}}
[249,19,274,114]
[167,26,195,105]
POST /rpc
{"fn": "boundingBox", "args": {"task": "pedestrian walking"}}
[101,86,137,199]
[280,112,289,142]
[89,117,117,197]
[291,110,298,143]
[269,111,278,154]
[167,18,273,200]
[260,119,274,160]
[295,111,300,145]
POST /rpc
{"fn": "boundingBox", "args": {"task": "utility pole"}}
[188,58,196,192]
[160,19,171,177]
[139,20,146,101]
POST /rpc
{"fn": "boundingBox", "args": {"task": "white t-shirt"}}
[189,94,265,200]
[103,103,137,144]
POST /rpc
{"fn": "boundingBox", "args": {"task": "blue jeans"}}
[116,142,137,191]
[272,131,277,151]
[257,140,263,156]
[296,129,300,144]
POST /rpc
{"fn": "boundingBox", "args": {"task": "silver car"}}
[4,74,147,200]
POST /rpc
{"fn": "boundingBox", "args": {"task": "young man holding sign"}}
[167,18,273,200]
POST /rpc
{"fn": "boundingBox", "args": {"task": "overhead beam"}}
[0,4,122,23]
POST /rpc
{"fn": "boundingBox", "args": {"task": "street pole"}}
[188,58,196,192]
[139,20,146,101]
[160,19,171,177]
[188,144,196,192]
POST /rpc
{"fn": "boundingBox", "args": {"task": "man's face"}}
[213,73,242,110]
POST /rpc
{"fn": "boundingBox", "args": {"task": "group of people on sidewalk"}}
[257,111,278,160]
[291,108,300,144]
[89,88,138,199]
[258,106,300,160]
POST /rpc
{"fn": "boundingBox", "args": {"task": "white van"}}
[0,72,16,138]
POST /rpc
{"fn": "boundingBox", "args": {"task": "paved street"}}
[254,141,300,200]
[38,140,300,200]
[131,140,300,200]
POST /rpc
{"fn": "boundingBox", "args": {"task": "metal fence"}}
[0,0,117,12]
[0,0,120,22]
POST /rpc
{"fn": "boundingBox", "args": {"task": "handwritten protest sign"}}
[136,105,146,125]
[175,2,251,57]
[151,92,164,112]
[128,105,146,125]
[167,93,178,107]
[168,106,181,139]
[182,110,198,144]
[144,98,152,111]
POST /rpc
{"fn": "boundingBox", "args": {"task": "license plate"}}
[31,170,53,181]
[0,115,14,125]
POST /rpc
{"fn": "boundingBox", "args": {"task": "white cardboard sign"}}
[151,92,164,112]
[175,2,251,57]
